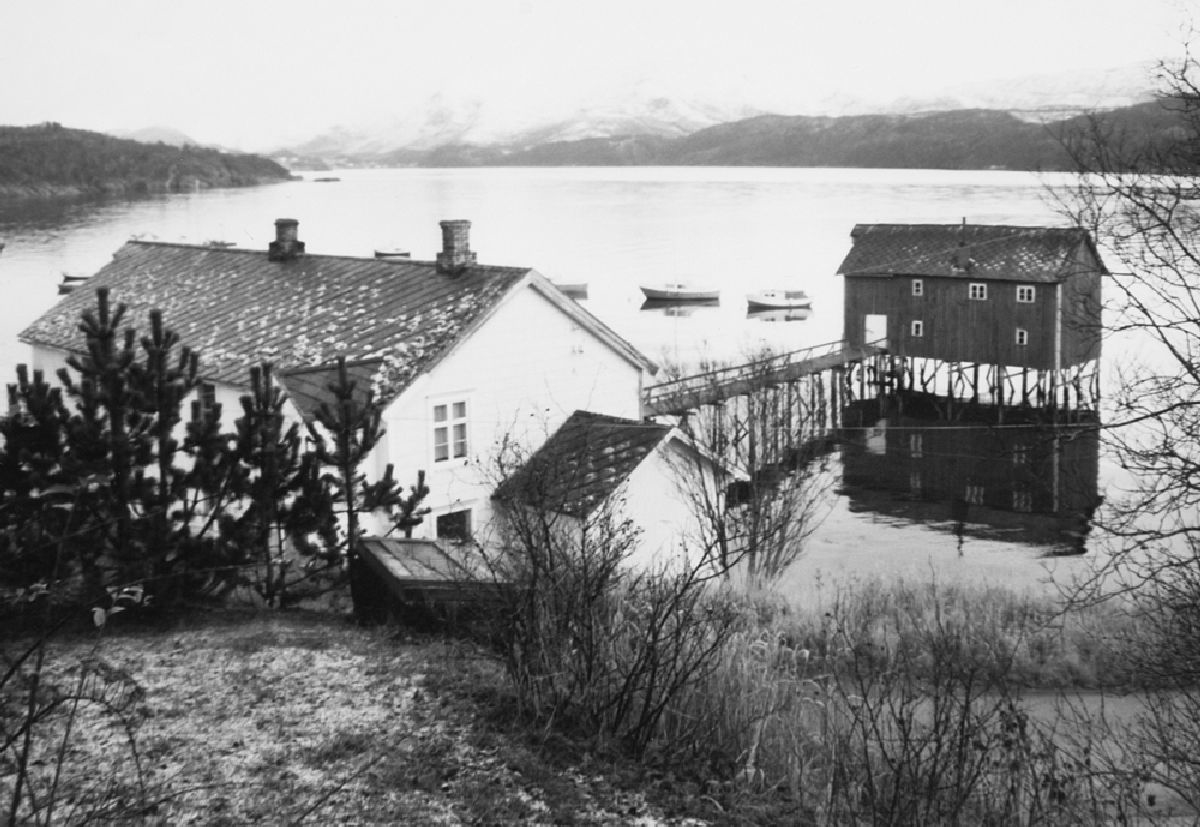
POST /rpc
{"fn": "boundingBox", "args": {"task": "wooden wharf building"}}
[838,223,1105,420]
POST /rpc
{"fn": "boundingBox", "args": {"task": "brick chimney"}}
[436,219,477,274]
[268,218,305,261]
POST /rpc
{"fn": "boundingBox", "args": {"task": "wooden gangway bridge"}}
[642,338,886,417]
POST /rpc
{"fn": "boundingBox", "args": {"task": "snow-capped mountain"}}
[278,61,1160,161]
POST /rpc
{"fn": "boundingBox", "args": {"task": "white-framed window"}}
[965,484,984,505]
[432,399,469,463]
[435,508,472,542]
[1015,328,1029,346]
[1016,285,1036,303]
[969,282,988,301]
[1012,445,1027,466]
[909,471,922,493]
[911,278,924,297]
[911,319,924,338]
[909,433,923,458]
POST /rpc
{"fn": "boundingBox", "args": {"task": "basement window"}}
[969,283,988,301]
[433,400,468,463]
[911,320,924,338]
[1015,328,1029,346]
[436,509,472,543]
[1017,285,1036,303]
[911,278,924,297]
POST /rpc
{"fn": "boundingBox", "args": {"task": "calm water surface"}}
[0,167,1112,592]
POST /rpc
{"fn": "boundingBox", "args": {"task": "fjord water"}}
[0,167,1102,590]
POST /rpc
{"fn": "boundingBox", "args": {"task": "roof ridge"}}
[124,239,534,271]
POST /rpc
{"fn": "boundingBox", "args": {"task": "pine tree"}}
[305,357,388,622]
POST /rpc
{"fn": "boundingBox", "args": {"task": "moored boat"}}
[313,176,341,183]
[553,282,588,299]
[58,274,90,295]
[746,289,811,310]
[640,283,720,302]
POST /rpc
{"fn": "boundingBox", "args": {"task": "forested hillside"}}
[0,123,291,198]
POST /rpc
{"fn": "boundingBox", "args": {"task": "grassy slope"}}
[5,610,720,826]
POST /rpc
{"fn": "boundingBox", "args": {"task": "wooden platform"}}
[642,339,884,416]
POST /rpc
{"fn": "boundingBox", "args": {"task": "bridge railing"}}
[643,338,870,413]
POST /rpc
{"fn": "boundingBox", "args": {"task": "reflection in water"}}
[747,307,812,323]
[640,298,720,316]
[840,403,1100,553]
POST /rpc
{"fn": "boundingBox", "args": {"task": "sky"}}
[0,0,1194,151]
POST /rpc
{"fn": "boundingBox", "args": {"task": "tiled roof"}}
[837,224,1105,283]
[280,358,382,423]
[19,241,529,402]
[494,410,670,517]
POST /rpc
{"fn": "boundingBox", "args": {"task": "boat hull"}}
[641,286,720,302]
[746,290,811,310]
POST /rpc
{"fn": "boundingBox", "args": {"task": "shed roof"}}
[20,237,654,408]
[494,410,671,517]
[837,224,1106,283]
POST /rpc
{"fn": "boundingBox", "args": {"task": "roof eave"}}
[527,273,658,375]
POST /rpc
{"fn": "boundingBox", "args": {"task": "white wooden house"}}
[492,410,732,572]
[18,218,658,548]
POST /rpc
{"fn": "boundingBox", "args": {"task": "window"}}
[909,433,923,458]
[192,383,217,422]
[433,400,468,462]
[1012,490,1033,513]
[1015,328,1029,346]
[1016,285,1036,303]
[436,509,472,542]
[969,283,988,301]
[1012,445,1028,466]
[909,471,922,493]
[965,484,985,505]
[910,319,924,338]
[911,278,924,297]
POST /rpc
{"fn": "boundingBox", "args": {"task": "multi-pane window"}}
[1012,445,1028,466]
[192,383,218,422]
[911,278,924,297]
[965,485,985,505]
[433,400,468,462]
[1015,328,1029,346]
[911,319,924,338]
[1016,285,1036,303]
[909,471,922,493]
[969,283,988,300]
[1013,490,1033,512]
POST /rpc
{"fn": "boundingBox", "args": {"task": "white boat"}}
[746,289,811,310]
[374,249,412,260]
[640,283,720,302]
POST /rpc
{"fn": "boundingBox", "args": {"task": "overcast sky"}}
[1,0,1193,150]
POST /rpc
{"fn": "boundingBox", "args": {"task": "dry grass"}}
[3,609,714,825]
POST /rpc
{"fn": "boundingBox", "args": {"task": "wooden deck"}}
[642,339,884,416]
